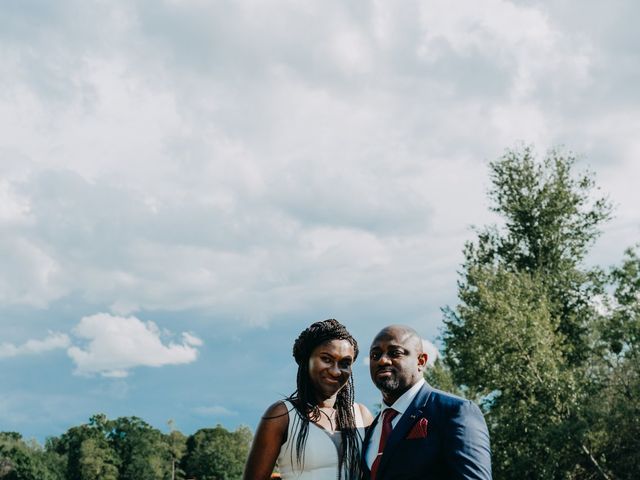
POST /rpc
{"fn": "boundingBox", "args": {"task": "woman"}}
[243,319,373,480]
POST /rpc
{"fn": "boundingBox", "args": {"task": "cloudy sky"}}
[1,0,639,441]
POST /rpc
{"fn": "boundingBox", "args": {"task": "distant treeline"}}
[0,414,251,480]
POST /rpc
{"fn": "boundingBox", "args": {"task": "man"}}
[362,325,492,479]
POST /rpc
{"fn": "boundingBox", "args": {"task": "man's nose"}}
[376,353,392,365]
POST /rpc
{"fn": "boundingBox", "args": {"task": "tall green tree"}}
[108,416,169,480]
[182,425,252,480]
[582,247,640,477]
[441,147,619,479]
[77,437,119,480]
[165,421,187,480]
[462,147,611,364]
[41,438,65,480]
[56,415,119,480]
[0,432,61,480]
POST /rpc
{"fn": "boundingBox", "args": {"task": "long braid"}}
[287,319,361,479]
[335,374,360,480]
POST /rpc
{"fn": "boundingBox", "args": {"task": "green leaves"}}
[182,425,252,480]
[445,267,564,397]
[0,433,62,480]
[487,147,611,274]
[2,415,252,480]
[440,146,637,479]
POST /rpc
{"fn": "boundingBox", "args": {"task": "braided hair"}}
[287,319,360,479]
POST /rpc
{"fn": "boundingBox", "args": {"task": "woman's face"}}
[308,339,355,400]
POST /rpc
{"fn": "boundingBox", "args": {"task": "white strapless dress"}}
[277,400,365,480]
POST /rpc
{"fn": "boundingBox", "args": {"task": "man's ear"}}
[417,352,428,370]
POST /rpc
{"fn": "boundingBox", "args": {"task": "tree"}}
[77,437,119,480]
[108,416,169,480]
[165,420,187,480]
[582,247,640,478]
[445,266,584,477]
[56,416,120,480]
[463,146,611,364]
[0,432,61,480]
[441,147,619,478]
[182,425,252,480]
[3,414,254,480]
[41,438,66,480]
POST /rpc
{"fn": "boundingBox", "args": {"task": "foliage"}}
[0,432,62,480]
[423,358,464,398]
[108,416,169,480]
[3,414,252,480]
[465,146,611,365]
[77,437,119,480]
[445,266,582,477]
[583,247,640,477]
[440,146,639,479]
[166,422,187,480]
[182,425,252,480]
[56,415,120,480]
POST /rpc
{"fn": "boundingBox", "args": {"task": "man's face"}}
[369,328,427,404]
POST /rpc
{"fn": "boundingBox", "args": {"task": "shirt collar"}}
[382,378,425,416]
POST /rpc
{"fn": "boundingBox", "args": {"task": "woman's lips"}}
[323,377,340,384]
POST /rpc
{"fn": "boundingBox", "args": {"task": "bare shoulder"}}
[252,400,290,447]
[243,401,290,480]
[264,400,289,416]
[261,401,290,429]
[356,402,374,427]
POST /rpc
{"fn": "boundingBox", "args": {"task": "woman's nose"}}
[329,363,341,376]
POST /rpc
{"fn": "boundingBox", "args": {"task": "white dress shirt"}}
[365,378,425,468]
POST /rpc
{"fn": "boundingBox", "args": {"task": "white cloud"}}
[418,0,592,98]
[422,338,440,367]
[182,332,203,347]
[0,236,64,307]
[0,0,637,332]
[0,332,70,359]
[1,0,639,443]
[67,313,202,377]
[0,179,31,223]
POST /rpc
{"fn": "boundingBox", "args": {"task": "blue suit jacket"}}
[361,383,492,479]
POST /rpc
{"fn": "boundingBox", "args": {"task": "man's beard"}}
[374,375,401,393]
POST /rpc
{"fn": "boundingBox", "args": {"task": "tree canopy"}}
[1,416,251,480]
[439,146,638,479]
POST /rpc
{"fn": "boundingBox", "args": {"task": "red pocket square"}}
[406,417,428,439]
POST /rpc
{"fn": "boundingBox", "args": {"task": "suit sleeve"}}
[444,400,492,479]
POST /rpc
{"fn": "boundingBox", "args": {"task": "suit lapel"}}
[377,384,433,478]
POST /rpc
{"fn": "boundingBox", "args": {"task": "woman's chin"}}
[315,383,344,400]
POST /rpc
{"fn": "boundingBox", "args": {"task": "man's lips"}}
[376,368,395,378]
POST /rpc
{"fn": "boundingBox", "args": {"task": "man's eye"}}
[390,350,404,357]
[370,352,380,360]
